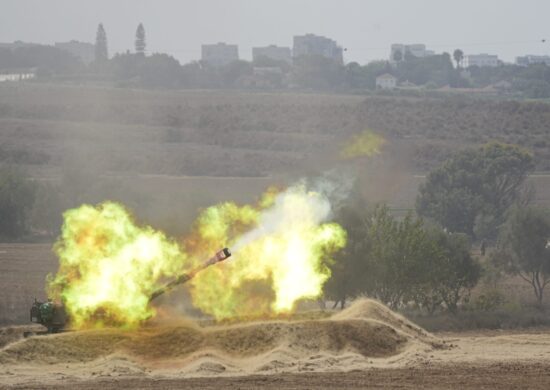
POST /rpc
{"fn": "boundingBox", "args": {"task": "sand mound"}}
[0,325,44,349]
[0,299,439,377]
[0,320,406,364]
[333,299,442,347]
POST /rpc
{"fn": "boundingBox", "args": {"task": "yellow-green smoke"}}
[48,202,187,328]
[189,185,346,319]
[48,184,346,327]
[340,130,386,159]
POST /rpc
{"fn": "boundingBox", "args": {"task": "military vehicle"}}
[28,248,232,335]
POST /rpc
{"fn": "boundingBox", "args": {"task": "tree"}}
[292,55,345,90]
[492,207,550,306]
[417,231,481,313]
[326,201,481,313]
[453,49,464,69]
[393,50,403,62]
[366,208,436,309]
[95,23,109,63]
[324,198,370,309]
[0,45,82,76]
[220,60,253,87]
[394,53,455,87]
[31,182,64,237]
[417,143,535,239]
[0,166,36,238]
[135,23,146,55]
[138,54,182,88]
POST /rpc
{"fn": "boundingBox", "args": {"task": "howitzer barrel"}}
[149,248,231,302]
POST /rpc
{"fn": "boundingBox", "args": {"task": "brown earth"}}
[1,244,550,389]
[1,84,550,179]
[4,364,549,390]
[2,85,550,236]
[2,86,550,388]
[1,300,550,389]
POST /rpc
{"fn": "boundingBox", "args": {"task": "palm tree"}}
[453,49,464,69]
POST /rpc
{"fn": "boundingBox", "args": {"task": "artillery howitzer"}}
[149,247,231,302]
[28,248,232,335]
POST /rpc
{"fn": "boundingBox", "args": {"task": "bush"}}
[0,165,36,238]
[469,289,507,311]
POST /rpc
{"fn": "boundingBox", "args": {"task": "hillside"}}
[1,84,550,179]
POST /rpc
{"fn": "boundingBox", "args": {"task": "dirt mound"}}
[333,299,442,347]
[0,299,437,378]
[0,320,406,364]
[0,325,44,349]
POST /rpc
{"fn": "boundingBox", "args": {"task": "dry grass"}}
[2,84,550,180]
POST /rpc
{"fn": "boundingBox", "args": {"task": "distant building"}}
[0,41,39,50]
[55,41,95,65]
[376,73,397,90]
[399,80,418,89]
[390,44,435,62]
[253,67,284,77]
[0,68,37,82]
[462,54,499,68]
[516,55,550,66]
[201,42,239,67]
[293,34,343,64]
[252,45,292,64]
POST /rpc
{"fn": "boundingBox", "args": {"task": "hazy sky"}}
[1,0,548,64]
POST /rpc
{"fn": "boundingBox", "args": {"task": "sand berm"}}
[0,299,446,383]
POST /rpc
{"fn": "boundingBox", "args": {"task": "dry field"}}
[1,244,550,389]
[2,85,550,388]
[0,244,57,324]
[1,84,550,224]
[1,84,550,180]
[1,301,549,389]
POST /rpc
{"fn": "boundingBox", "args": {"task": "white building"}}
[201,43,239,67]
[293,34,343,64]
[0,68,37,82]
[376,73,397,90]
[390,44,435,62]
[516,55,550,67]
[252,45,292,64]
[55,41,95,65]
[462,54,499,68]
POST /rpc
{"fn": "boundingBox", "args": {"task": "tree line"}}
[2,143,547,310]
[325,143,550,310]
[2,23,550,96]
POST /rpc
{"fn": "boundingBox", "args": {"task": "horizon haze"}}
[0,0,548,64]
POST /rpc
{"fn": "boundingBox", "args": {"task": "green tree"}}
[395,53,455,87]
[453,49,464,69]
[341,205,439,310]
[324,199,370,308]
[393,50,403,62]
[491,207,550,306]
[366,208,433,309]
[138,54,182,88]
[421,231,480,313]
[0,166,36,238]
[220,60,253,87]
[95,23,109,63]
[417,143,534,239]
[135,23,146,55]
[292,55,345,90]
[30,182,64,237]
[327,202,481,313]
[0,46,82,76]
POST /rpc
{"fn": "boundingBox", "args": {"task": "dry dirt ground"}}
[2,247,550,389]
[1,302,550,389]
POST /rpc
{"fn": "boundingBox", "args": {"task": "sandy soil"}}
[1,300,549,389]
